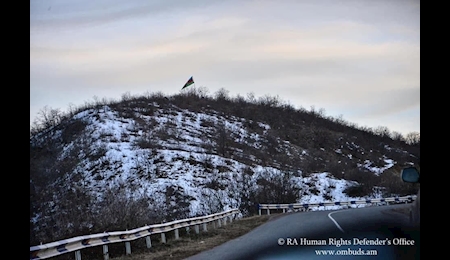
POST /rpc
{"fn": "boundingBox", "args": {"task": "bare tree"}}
[215,121,230,157]
[390,131,404,142]
[405,132,420,145]
[227,168,259,216]
[34,106,63,129]
[246,92,256,103]
[258,94,282,108]
[373,126,391,138]
[214,87,230,101]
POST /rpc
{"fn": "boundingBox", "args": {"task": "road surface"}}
[185,204,420,260]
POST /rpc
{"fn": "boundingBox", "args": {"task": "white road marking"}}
[328,211,345,233]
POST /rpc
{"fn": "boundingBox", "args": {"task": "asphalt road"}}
[185,204,420,260]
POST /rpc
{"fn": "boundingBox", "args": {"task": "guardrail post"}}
[259,208,261,215]
[125,242,131,255]
[186,226,190,234]
[29,208,244,260]
[145,236,152,248]
[267,209,270,215]
[195,225,200,234]
[103,245,109,260]
[283,208,286,213]
[75,250,81,260]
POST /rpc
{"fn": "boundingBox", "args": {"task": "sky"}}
[30,0,420,136]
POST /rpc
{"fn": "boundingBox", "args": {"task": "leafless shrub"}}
[199,153,215,171]
[133,133,158,150]
[255,169,301,204]
[60,119,88,144]
[154,125,171,141]
[95,185,158,231]
[200,118,216,128]
[343,184,369,198]
[159,185,193,221]
[198,188,226,215]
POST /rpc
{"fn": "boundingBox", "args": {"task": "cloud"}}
[30,14,419,80]
[30,0,223,30]
[30,0,419,135]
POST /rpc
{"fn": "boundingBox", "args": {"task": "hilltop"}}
[29,87,420,245]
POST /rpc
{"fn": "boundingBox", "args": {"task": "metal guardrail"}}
[30,196,416,259]
[30,208,239,260]
[258,195,417,215]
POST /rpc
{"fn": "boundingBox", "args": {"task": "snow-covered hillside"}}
[36,103,405,210]
[30,96,419,244]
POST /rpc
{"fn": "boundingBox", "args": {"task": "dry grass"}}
[109,214,275,260]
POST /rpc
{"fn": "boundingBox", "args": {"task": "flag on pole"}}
[182,76,194,90]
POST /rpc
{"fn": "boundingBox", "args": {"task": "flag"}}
[182,76,194,89]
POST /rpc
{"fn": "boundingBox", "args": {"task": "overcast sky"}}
[30,0,420,136]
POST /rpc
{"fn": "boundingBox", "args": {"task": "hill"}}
[29,87,420,245]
